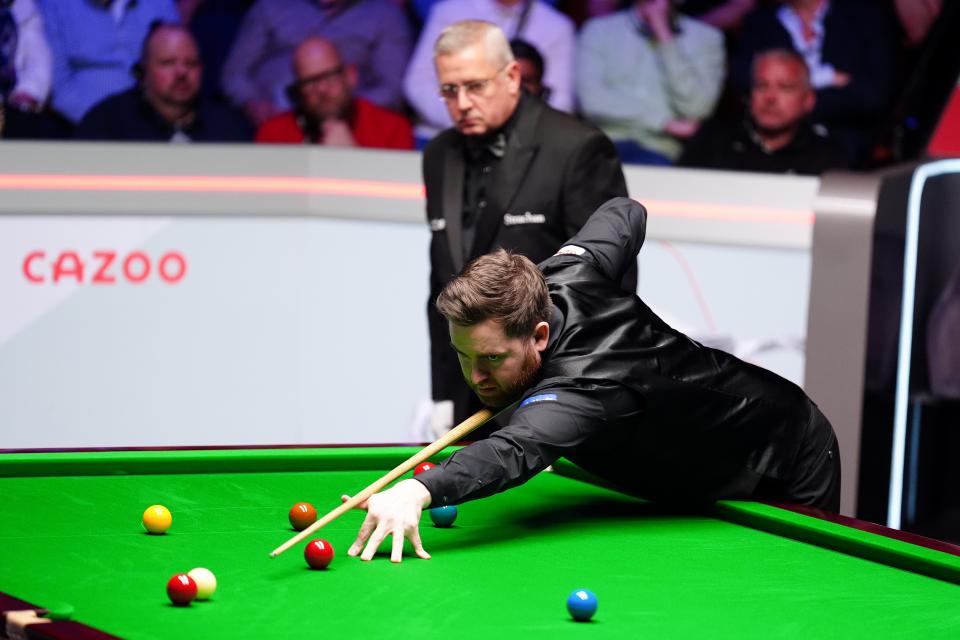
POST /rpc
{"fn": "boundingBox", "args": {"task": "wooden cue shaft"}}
[269,407,494,557]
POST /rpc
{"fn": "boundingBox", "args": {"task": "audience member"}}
[733,0,897,165]
[576,0,726,164]
[39,0,179,124]
[679,49,846,174]
[255,37,413,149]
[221,0,412,127]
[509,38,548,101]
[421,21,627,430]
[0,0,61,138]
[403,0,575,142]
[1,0,50,110]
[74,23,251,142]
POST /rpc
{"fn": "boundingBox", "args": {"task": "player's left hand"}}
[343,479,432,563]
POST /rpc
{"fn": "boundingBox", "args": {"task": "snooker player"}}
[346,197,840,562]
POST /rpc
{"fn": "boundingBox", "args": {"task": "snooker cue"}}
[269,407,494,557]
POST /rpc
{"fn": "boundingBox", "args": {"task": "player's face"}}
[143,29,202,108]
[449,318,550,408]
[435,43,521,136]
[750,58,814,134]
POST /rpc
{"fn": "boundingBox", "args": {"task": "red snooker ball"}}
[166,573,198,606]
[288,502,318,531]
[413,462,435,476]
[304,539,334,570]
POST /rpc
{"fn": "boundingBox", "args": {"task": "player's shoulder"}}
[515,386,601,418]
[516,381,635,420]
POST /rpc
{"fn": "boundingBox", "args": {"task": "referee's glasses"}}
[438,63,510,102]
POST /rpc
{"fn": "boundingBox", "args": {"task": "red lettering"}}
[24,250,187,285]
[52,251,83,283]
[23,251,45,283]
[123,251,150,283]
[158,252,187,283]
[92,250,117,284]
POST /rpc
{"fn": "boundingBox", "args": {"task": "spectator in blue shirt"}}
[0,0,66,139]
[38,0,179,124]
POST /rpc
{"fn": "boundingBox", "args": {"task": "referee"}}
[348,197,840,562]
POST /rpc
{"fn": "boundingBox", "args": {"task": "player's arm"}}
[345,389,611,562]
[416,388,609,506]
[559,197,647,283]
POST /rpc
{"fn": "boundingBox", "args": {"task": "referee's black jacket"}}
[416,197,838,510]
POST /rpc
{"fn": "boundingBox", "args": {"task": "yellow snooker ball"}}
[188,567,217,600]
[142,505,172,534]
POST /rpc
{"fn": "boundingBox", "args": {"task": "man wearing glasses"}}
[255,37,413,149]
[423,20,627,434]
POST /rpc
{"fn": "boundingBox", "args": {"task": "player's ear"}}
[532,321,550,352]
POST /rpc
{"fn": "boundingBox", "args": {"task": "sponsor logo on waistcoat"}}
[503,211,546,226]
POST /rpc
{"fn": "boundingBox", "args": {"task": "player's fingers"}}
[341,494,368,510]
[347,513,377,556]
[390,528,405,563]
[360,523,389,562]
[409,526,431,560]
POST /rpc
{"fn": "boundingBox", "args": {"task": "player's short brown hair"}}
[436,249,551,337]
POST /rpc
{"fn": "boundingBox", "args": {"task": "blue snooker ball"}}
[567,589,598,622]
[429,505,458,527]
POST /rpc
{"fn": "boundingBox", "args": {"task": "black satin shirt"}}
[417,197,825,507]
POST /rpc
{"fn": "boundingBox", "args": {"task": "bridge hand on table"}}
[344,478,433,563]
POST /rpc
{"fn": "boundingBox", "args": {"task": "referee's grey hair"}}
[752,48,811,89]
[434,20,515,69]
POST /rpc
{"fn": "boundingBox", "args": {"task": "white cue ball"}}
[187,567,217,600]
